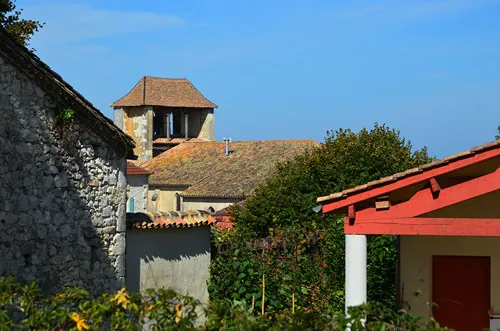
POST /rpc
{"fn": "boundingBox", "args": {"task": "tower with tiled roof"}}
[111,77,217,161]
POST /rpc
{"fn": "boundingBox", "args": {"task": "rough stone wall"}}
[0,55,127,293]
[122,106,153,162]
[127,175,148,213]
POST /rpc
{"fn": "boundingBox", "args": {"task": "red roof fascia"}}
[344,217,500,236]
[321,147,500,214]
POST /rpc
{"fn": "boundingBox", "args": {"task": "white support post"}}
[345,234,367,313]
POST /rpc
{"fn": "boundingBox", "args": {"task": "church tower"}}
[111,76,217,161]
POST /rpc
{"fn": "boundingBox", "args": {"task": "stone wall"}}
[127,175,148,213]
[121,106,153,162]
[0,55,127,293]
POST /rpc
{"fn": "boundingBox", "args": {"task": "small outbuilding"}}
[317,140,500,330]
[126,210,215,304]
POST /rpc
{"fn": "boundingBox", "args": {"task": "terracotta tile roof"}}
[213,216,234,230]
[126,162,152,175]
[143,140,320,198]
[110,76,217,109]
[153,138,206,145]
[317,139,500,203]
[127,210,216,229]
[0,27,135,158]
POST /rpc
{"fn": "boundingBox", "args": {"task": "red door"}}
[432,256,490,330]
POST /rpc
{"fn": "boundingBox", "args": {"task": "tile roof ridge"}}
[227,139,319,143]
[144,76,188,81]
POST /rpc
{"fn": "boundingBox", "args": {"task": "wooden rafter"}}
[322,148,500,214]
[354,167,499,221]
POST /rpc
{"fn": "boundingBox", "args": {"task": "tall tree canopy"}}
[210,124,433,314]
[0,0,43,47]
[496,126,499,139]
[235,123,432,236]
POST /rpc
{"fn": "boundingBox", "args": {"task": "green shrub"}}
[0,276,449,330]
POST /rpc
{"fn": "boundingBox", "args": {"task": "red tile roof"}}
[317,139,500,204]
[110,77,217,109]
[126,162,152,175]
[128,210,216,229]
[153,138,206,145]
[143,140,320,198]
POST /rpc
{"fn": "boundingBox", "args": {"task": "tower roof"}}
[110,76,217,108]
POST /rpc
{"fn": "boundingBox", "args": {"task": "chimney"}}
[223,137,231,156]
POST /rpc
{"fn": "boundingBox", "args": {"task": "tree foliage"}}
[0,0,43,47]
[235,123,432,236]
[210,124,433,314]
[496,126,499,140]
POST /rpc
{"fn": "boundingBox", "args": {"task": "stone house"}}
[113,77,319,214]
[0,27,135,293]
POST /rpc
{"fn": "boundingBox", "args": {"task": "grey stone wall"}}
[0,55,127,293]
[127,175,148,213]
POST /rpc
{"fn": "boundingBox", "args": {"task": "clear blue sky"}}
[18,0,500,158]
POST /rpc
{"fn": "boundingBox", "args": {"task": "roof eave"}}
[318,140,500,212]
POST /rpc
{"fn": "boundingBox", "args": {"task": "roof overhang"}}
[318,141,500,236]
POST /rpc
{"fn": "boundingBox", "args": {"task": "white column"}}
[345,234,367,312]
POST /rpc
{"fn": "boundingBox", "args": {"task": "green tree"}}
[0,0,43,47]
[210,124,433,314]
[496,126,499,139]
[236,123,432,236]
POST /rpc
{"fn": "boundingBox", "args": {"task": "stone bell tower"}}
[111,76,217,162]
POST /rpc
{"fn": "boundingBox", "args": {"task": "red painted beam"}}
[429,177,441,194]
[348,204,356,221]
[354,167,500,220]
[322,148,500,214]
[344,217,500,236]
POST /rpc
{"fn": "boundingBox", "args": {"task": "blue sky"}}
[18,0,500,158]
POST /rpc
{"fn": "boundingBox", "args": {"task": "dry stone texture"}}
[0,55,127,294]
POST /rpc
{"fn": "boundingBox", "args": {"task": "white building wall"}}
[127,175,148,213]
[400,236,500,320]
[126,227,211,304]
[182,197,243,212]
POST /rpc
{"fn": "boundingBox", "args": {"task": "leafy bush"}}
[0,276,450,330]
[210,124,433,315]
[0,276,199,330]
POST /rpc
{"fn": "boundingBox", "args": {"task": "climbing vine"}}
[54,107,75,128]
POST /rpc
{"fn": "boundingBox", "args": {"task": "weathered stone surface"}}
[0,56,127,294]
